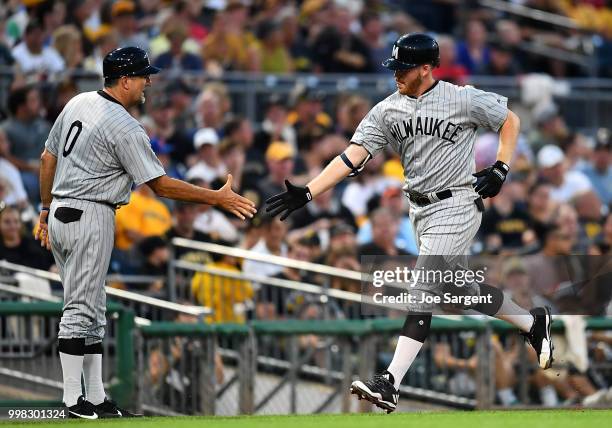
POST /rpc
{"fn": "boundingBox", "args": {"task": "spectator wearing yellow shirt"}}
[201,1,261,72]
[191,249,253,324]
[256,20,293,73]
[115,185,172,251]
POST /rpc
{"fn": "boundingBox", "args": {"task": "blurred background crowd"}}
[0,0,610,278]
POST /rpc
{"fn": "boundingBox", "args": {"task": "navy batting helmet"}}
[103,47,160,79]
[382,33,440,71]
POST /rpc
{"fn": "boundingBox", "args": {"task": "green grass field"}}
[2,410,611,428]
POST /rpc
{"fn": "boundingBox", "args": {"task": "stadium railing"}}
[168,238,366,321]
[0,260,213,323]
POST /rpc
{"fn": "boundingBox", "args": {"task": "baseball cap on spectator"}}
[266,93,286,109]
[257,20,281,40]
[111,0,135,18]
[537,144,565,168]
[139,236,167,258]
[298,231,320,247]
[533,101,559,126]
[330,223,355,238]
[266,141,294,161]
[193,128,219,150]
[595,128,610,150]
[501,258,527,279]
[166,79,198,95]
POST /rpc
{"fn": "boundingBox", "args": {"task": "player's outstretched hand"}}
[216,174,257,220]
[473,160,509,199]
[34,210,51,250]
[265,180,312,221]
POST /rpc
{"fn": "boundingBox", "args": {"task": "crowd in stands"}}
[1,0,612,80]
[0,0,610,293]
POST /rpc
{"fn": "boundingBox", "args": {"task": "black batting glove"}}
[265,180,312,220]
[472,160,509,199]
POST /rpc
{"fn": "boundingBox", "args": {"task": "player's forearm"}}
[307,144,369,197]
[148,175,220,205]
[496,110,520,165]
[39,149,57,208]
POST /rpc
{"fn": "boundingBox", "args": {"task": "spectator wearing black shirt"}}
[290,187,356,231]
[164,201,212,260]
[137,236,169,293]
[272,240,314,317]
[311,6,373,73]
[483,42,521,76]
[481,185,532,253]
[0,204,54,270]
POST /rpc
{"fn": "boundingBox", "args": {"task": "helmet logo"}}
[392,45,399,59]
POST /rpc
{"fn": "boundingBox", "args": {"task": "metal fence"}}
[2,299,612,414]
[0,301,134,408]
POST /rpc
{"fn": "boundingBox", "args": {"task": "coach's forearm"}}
[148,175,220,205]
[307,143,370,197]
[496,110,520,165]
[39,149,57,208]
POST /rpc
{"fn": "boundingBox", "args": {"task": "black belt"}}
[407,189,453,207]
[82,199,118,210]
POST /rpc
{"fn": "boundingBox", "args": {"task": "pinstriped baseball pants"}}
[406,189,482,311]
[48,198,115,345]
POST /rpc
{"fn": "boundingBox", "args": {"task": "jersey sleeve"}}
[467,86,508,132]
[350,103,389,157]
[44,108,65,156]
[114,127,166,186]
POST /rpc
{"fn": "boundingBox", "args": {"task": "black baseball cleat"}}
[350,370,399,413]
[66,396,98,419]
[522,306,554,369]
[94,397,142,418]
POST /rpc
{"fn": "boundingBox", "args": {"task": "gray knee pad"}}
[401,312,432,343]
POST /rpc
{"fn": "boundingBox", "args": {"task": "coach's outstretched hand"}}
[216,174,257,220]
[266,180,312,221]
[473,160,509,199]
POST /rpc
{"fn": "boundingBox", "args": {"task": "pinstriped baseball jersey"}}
[45,90,165,205]
[351,80,508,194]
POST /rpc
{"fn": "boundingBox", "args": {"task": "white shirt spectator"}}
[186,162,227,183]
[242,239,287,279]
[341,177,397,218]
[193,209,238,243]
[549,170,593,203]
[0,158,28,205]
[11,42,64,75]
[187,127,227,183]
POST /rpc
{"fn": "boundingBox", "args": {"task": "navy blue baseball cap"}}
[103,46,160,79]
[383,33,440,71]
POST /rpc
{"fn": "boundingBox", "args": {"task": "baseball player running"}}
[35,47,256,418]
[266,33,553,412]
